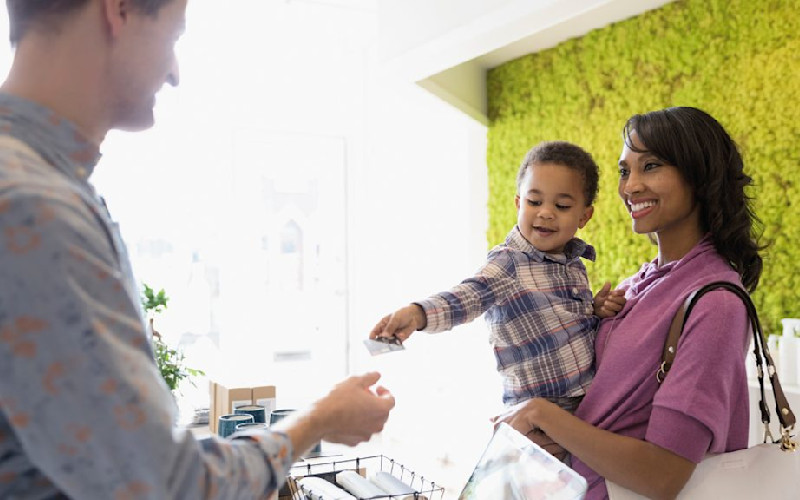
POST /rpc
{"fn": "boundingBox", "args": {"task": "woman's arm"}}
[494,399,695,500]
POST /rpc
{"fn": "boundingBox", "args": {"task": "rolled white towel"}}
[335,470,387,499]
[297,476,356,500]
[369,471,426,500]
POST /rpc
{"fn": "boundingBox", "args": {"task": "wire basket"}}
[286,454,445,499]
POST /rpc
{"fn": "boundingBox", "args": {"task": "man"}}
[0,0,395,498]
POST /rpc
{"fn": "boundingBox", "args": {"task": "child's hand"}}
[593,282,626,318]
[369,304,427,343]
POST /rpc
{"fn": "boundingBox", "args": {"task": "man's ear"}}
[103,0,128,37]
[579,205,594,228]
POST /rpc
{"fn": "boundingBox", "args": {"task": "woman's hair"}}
[622,106,764,292]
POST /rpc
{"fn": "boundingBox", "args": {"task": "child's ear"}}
[579,205,594,228]
[515,195,521,211]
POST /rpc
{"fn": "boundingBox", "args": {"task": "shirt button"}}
[571,287,579,295]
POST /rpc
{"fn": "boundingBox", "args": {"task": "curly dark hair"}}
[6,0,174,45]
[516,140,600,206]
[622,106,764,292]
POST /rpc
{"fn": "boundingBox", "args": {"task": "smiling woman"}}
[495,107,764,500]
[617,136,700,264]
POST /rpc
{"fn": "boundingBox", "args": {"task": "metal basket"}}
[286,454,445,499]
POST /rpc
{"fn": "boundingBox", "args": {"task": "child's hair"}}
[516,141,599,206]
[622,106,764,292]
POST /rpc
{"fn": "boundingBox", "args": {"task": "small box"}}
[253,385,277,416]
[209,380,277,433]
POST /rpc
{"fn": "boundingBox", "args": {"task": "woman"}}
[494,107,763,499]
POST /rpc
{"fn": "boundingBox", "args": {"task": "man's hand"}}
[277,372,395,459]
[368,304,426,343]
[311,372,395,445]
[593,282,626,318]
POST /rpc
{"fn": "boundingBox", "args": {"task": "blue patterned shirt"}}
[0,93,293,499]
[417,226,598,405]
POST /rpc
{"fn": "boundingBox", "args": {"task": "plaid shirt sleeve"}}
[416,248,517,332]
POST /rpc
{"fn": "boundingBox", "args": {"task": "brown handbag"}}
[657,281,796,448]
[607,281,800,499]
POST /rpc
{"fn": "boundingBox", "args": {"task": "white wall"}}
[346,75,502,494]
[377,0,525,61]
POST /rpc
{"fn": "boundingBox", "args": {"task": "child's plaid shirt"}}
[417,226,598,405]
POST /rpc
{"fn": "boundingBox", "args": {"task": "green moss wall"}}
[487,0,800,334]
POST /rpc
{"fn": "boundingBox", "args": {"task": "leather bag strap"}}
[658,281,796,443]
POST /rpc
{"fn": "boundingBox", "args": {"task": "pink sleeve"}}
[645,289,750,463]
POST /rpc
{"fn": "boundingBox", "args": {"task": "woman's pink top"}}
[573,236,750,498]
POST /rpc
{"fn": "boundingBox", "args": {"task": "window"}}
[92,0,371,410]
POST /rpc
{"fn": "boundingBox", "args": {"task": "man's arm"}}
[0,189,393,498]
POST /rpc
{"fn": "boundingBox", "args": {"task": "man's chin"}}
[117,123,155,133]
[114,113,156,132]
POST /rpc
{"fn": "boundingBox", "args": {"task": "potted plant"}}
[141,283,205,393]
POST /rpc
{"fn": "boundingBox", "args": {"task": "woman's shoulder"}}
[664,240,743,296]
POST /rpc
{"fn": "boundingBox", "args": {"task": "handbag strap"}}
[658,281,796,448]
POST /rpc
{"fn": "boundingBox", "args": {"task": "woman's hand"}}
[493,397,696,499]
[491,398,568,460]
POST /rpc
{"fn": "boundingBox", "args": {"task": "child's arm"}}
[370,249,516,341]
[369,303,427,343]
[593,281,626,318]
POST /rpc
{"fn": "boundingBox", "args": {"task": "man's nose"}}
[167,57,180,87]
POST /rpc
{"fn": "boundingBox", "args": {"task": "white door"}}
[220,131,349,409]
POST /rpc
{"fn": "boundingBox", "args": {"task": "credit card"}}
[363,337,405,356]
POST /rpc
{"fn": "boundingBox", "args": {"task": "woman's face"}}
[617,132,700,242]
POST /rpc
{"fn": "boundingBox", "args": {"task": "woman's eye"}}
[618,168,629,178]
[643,162,660,171]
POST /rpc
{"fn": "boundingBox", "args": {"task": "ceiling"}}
[376,0,675,124]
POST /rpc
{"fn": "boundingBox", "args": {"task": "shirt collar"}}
[0,93,101,183]
[506,225,596,263]
[636,233,716,282]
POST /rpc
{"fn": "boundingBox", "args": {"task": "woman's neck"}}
[655,226,705,267]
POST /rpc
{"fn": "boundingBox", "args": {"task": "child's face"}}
[514,163,593,254]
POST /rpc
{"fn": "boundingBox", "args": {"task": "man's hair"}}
[6,0,173,45]
[515,140,600,206]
